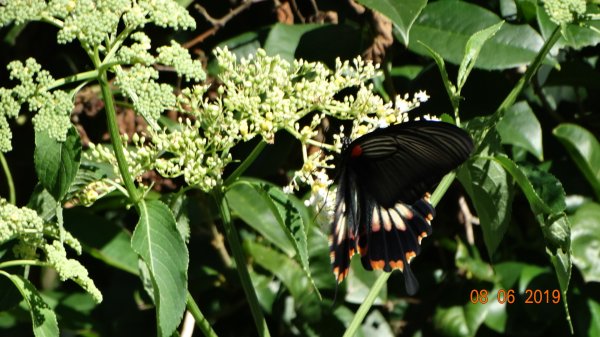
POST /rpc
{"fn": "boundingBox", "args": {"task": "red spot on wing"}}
[351,144,363,157]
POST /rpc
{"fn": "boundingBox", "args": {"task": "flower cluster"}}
[0,199,102,302]
[0,58,72,152]
[0,0,195,45]
[542,0,586,25]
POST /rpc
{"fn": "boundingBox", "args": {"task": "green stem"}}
[45,69,99,91]
[494,25,562,119]
[0,260,50,269]
[342,272,391,337]
[97,67,140,202]
[186,291,219,337]
[0,152,15,204]
[224,140,267,186]
[213,189,271,337]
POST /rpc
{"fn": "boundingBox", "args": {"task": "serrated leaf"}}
[131,200,188,337]
[569,202,600,283]
[0,272,58,337]
[491,155,554,214]
[496,101,544,161]
[34,127,81,201]
[357,0,427,46]
[553,123,600,200]
[409,1,553,70]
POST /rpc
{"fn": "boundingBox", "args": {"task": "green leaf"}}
[570,202,600,283]
[457,157,513,258]
[249,270,278,314]
[226,181,295,256]
[433,301,488,337]
[264,23,321,62]
[491,155,555,214]
[34,127,81,201]
[524,167,567,214]
[496,101,544,161]
[244,240,320,316]
[131,200,189,337]
[553,123,600,200]
[64,208,139,275]
[356,0,427,46]
[409,1,552,70]
[345,257,387,305]
[417,41,456,106]
[457,21,504,91]
[0,272,58,337]
[455,238,495,282]
[585,298,600,336]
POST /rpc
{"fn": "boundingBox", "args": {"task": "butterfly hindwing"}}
[329,120,473,295]
[358,194,435,295]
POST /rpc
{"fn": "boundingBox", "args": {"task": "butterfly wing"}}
[330,121,473,294]
[349,120,474,206]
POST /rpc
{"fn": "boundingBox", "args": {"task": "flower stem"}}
[97,68,140,202]
[187,291,219,337]
[224,140,266,186]
[213,189,271,337]
[0,152,15,204]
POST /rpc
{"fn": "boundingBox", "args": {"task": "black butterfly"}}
[329,120,473,295]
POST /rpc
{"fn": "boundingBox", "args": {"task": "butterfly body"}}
[329,120,473,295]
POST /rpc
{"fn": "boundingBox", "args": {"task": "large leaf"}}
[226,180,295,256]
[553,123,600,200]
[34,126,81,201]
[244,240,320,318]
[227,179,319,297]
[409,1,551,70]
[264,23,321,62]
[356,0,427,46]
[0,272,58,337]
[457,157,513,258]
[496,101,544,161]
[433,302,488,337]
[569,202,600,283]
[131,200,188,337]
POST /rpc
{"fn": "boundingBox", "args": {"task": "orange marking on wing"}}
[348,247,356,258]
[405,251,416,263]
[370,259,385,270]
[418,231,428,244]
[389,259,404,271]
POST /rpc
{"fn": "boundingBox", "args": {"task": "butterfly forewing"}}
[329,120,473,295]
[349,121,473,206]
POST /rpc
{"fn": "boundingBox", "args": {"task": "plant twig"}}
[195,0,254,27]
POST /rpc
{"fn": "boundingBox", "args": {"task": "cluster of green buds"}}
[542,0,587,25]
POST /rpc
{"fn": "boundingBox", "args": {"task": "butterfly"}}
[329,120,473,295]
